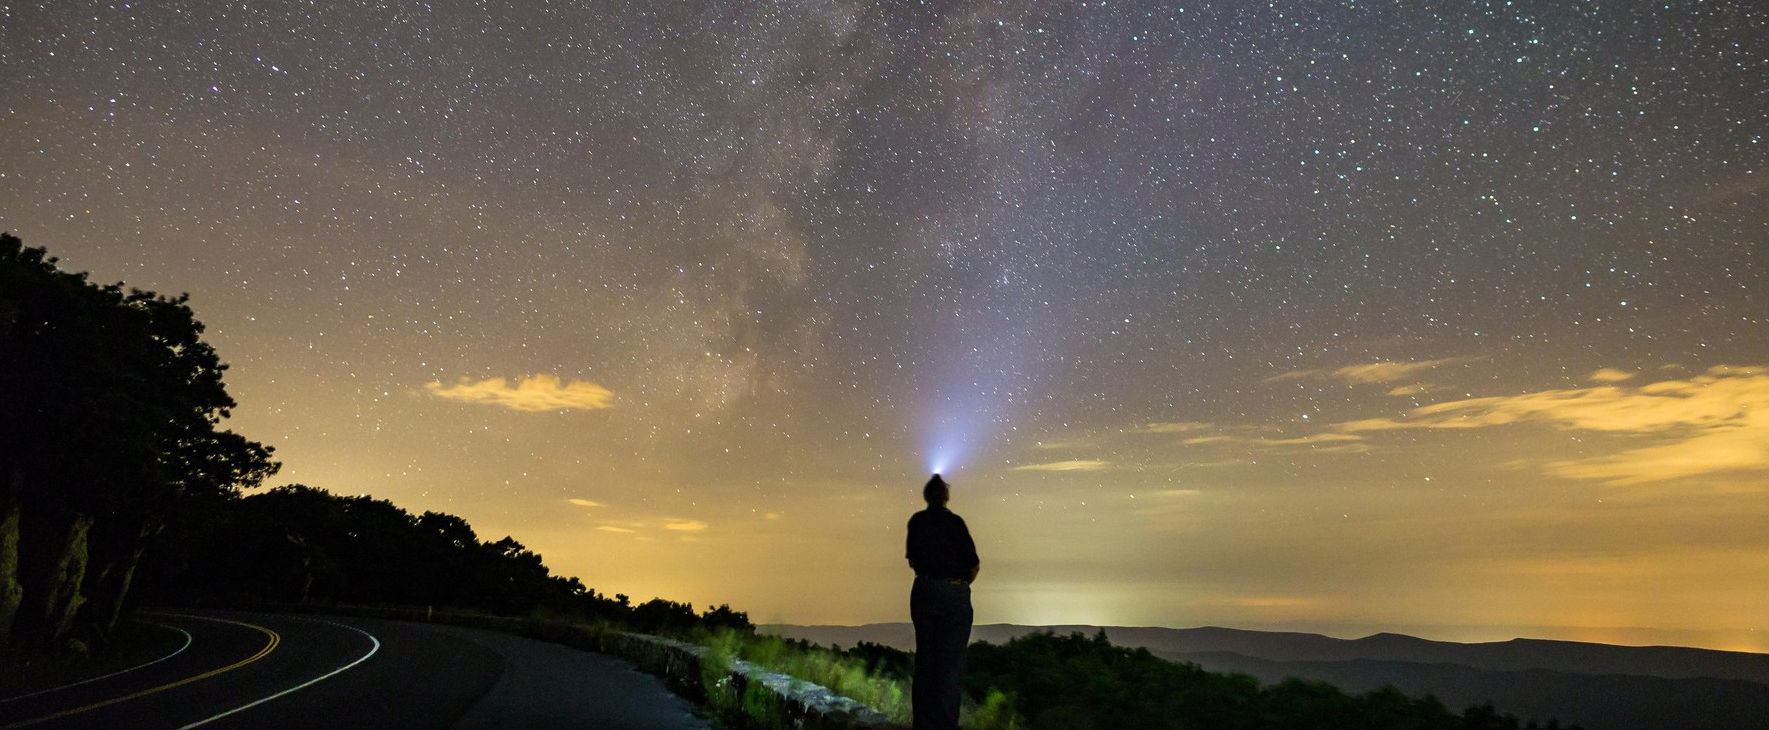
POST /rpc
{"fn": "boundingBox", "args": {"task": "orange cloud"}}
[1589,368,1637,383]
[567,498,603,507]
[663,519,709,531]
[1268,357,1477,385]
[1253,433,1364,446]
[1338,366,1769,484]
[1182,431,1368,453]
[596,525,636,534]
[1137,421,1214,433]
[1548,413,1769,485]
[1228,596,1319,608]
[1012,459,1111,472]
[426,374,614,412]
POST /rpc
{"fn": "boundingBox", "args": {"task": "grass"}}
[698,630,1026,729]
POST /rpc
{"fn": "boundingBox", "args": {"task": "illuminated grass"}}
[699,630,1025,729]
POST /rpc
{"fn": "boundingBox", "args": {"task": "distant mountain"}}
[1175,651,1769,730]
[762,623,1769,730]
[762,623,1769,685]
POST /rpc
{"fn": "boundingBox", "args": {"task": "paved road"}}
[0,611,713,729]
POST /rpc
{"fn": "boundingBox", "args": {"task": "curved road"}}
[0,611,712,729]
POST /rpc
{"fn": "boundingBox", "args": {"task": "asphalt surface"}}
[0,611,713,730]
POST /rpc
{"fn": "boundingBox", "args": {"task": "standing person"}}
[905,474,980,730]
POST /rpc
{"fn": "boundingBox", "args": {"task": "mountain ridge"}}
[761,622,1769,685]
[763,622,1769,729]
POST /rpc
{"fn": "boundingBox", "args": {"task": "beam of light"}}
[923,418,973,476]
[918,287,1061,476]
[922,378,996,476]
[922,360,1025,476]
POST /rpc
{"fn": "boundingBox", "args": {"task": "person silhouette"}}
[905,474,980,730]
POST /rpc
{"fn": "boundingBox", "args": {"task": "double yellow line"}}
[3,615,279,729]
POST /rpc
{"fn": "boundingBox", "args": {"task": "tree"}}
[0,233,275,652]
[699,603,754,633]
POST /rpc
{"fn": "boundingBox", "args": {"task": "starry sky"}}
[3,1,1766,649]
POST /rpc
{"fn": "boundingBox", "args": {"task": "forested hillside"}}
[141,483,752,635]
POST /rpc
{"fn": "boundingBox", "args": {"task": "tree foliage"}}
[151,483,753,636]
[963,631,1581,730]
[1,233,276,652]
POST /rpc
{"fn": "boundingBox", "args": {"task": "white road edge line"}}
[175,618,381,730]
[0,622,194,703]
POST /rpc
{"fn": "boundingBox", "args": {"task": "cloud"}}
[1386,384,1433,396]
[426,374,615,412]
[1329,358,1469,384]
[567,498,603,507]
[1136,421,1214,433]
[1137,422,1370,454]
[1340,366,1764,433]
[1228,596,1318,608]
[1011,459,1111,472]
[1266,433,1366,446]
[1268,357,1477,385]
[1337,366,1769,484]
[663,519,709,531]
[596,525,636,534]
[1179,459,1251,468]
[1187,433,1363,446]
[1142,422,1283,440]
[1181,432,1369,453]
[1590,368,1637,383]
[1547,421,1769,485]
[1032,437,1102,450]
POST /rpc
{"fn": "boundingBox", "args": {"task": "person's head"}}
[923,474,949,507]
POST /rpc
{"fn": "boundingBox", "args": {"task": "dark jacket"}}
[906,506,979,581]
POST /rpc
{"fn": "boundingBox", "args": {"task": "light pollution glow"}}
[2,1,1764,651]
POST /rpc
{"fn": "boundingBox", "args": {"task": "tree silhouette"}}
[156,482,752,636]
[0,233,276,652]
[962,631,1580,730]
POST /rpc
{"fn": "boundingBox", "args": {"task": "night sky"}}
[4,2,1765,649]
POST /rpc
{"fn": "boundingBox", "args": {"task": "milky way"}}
[3,2,1764,646]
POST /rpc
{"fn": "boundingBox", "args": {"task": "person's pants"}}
[911,576,972,730]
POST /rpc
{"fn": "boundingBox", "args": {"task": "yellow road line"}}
[2,615,280,729]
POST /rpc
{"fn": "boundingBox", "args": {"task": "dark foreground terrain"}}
[769,623,1769,730]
